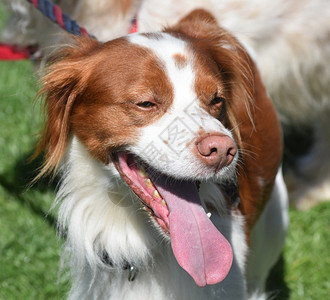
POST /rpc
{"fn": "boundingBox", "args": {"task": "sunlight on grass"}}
[0,58,69,298]
[284,203,330,300]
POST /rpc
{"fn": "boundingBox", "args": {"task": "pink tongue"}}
[150,175,233,287]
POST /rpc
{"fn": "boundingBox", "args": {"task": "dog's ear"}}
[165,9,220,40]
[34,37,103,178]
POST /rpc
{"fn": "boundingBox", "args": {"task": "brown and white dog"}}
[3,0,330,208]
[35,10,288,300]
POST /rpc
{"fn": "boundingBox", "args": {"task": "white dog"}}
[33,9,288,299]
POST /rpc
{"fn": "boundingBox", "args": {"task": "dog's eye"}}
[136,101,156,109]
[210,96,225,106]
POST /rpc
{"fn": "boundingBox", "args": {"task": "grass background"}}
[0,3,329,300]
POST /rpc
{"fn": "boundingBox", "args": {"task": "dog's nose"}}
[195,135,237,170]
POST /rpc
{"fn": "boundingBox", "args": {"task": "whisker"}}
[238,149,257,161]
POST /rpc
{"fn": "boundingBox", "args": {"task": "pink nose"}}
[195,135,237,170]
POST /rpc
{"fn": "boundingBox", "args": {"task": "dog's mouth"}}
[114,151,233,287]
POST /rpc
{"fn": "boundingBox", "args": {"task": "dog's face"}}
[57,32,241,184]
[124,33,238,181]
[38,10,272,287]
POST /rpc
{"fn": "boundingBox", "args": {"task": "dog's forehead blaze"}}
[70,38,175,163]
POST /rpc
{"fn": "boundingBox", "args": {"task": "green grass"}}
[267,202,330,300]
[284,203,330,299]
[0,4,329,300]
[0,59,70,299]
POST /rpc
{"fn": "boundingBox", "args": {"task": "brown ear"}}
[167,10,283,228]
[165,9,220,40]
[34,37,103,178]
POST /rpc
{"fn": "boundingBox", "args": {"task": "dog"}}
[33,9,288,299]
[3,0,330,209]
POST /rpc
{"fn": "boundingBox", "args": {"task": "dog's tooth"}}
[145,178,153,189]
[153,190,161,199]
[161,199,166,206]
[138,167,147,178]
[207,212,212,218]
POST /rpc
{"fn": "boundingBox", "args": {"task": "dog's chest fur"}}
[58,138,248,300]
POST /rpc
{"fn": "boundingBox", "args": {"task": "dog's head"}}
[36,10,282,287]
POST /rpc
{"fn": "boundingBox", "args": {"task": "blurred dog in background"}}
[2,0,330,209]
